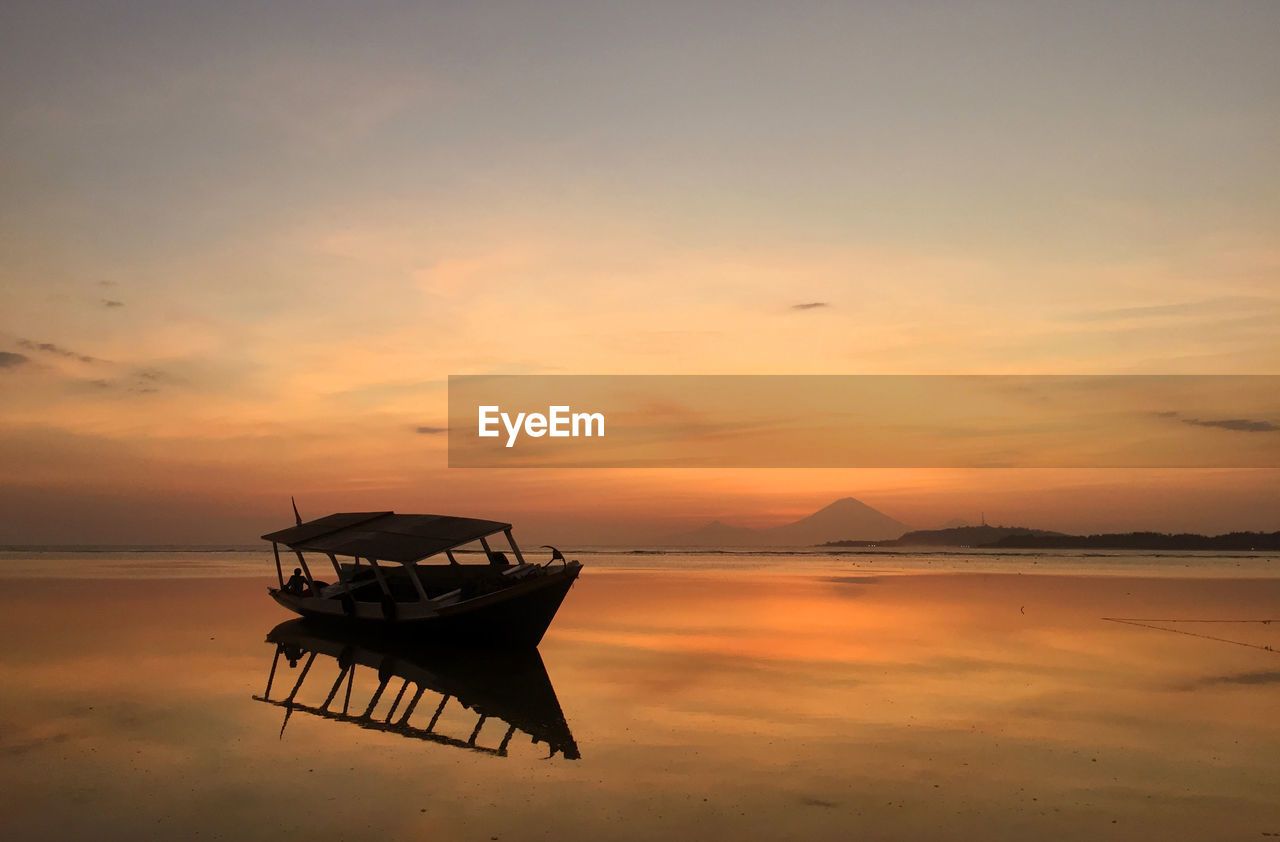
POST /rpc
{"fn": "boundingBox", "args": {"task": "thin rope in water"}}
[1102,617,1278,653]
[1102,618,1277,623]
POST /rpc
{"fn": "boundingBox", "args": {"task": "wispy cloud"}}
[0,351,29,368]
[16,339,98,363]
[1062,296,1278,323]
[1182,417,1279,433]
[1182,670,1280,690]
[80,368,179,394]
[102,299,125,308]
[126,368,178,393]
[415,425,447,434]
[791,302,829,311]
[1157,410,1279,433]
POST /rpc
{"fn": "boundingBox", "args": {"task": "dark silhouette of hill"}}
[661,497,910,546]
[822,524,1062,548]
[988,531,1280,551]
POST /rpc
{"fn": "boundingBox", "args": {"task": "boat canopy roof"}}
[261,511,514,564]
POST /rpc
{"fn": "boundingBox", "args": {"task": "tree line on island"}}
[821,525,1280,551]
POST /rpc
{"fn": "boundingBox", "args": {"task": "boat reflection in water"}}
[253,619,580,759]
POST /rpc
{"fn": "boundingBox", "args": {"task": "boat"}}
[254,619,579,759]
[261,510,582,646]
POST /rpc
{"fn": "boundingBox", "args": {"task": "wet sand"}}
[2,568,1278,841]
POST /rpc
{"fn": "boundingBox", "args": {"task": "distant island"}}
[888,524,1064,547]
[821,525,1280,551]
[986,531,1280,551]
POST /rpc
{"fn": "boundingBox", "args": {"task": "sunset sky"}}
[2,1,1278,544]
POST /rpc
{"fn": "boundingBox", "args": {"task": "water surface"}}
[1,553,1278,840]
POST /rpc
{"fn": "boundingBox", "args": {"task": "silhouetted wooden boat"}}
[254,619,579,759]
[262,511,581,646]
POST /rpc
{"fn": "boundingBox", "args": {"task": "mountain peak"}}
[825,496,875,509]
[660,496,910,546]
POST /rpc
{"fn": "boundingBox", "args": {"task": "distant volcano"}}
[660,497,910,546]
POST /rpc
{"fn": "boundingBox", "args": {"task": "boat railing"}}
[268,520,534,600]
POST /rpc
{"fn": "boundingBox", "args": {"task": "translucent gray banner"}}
[447,375,1280,468]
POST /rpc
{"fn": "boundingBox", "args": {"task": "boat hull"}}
[269,563,580,647]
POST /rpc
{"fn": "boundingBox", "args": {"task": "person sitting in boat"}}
[487,551,511,569]
[284,567,308,595]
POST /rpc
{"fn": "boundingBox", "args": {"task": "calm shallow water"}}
[2,546,1278,578]
[2,556,1279,841]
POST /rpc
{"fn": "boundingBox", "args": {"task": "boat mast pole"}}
[326,552,353,592]
[403,561,430,602]
[293,550,318,592]
[365,557,393,597]
[504,529,527,565]
[264,644,282,699]
[272,542,284,588]
[283,651,317,704]
[397,686,426,725]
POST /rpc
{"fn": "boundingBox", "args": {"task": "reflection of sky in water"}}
[3,548,1279,579]
[1,569,1278,840]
